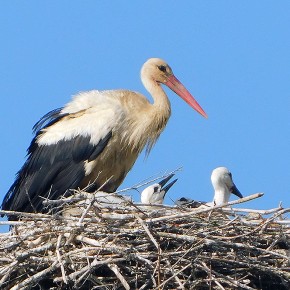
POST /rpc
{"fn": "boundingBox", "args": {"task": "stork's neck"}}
[141,74,171,113]
[213,186,231,206]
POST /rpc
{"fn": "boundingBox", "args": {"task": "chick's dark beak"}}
[231,184,243,198]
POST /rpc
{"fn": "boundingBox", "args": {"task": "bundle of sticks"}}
[0,190,289,290]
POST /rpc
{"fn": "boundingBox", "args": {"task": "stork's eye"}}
[158,65,167,72]
[153,186,159,192]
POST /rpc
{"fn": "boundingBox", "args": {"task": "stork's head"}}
[141,173,177,205]
[211,167,243,205]
[141,58,207,118]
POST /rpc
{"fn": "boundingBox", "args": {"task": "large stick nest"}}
[0,191,289,290]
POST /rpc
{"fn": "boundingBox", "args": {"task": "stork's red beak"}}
[165,75,207,118]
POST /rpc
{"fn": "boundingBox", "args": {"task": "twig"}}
[200,261,225,290]
[77,178,113,226]
[197,262,256,290]
[158,263,190,289]
[108,263,130,290]
[63,233,127,252]
[163,259,186,289]
[135,214,159,250]
[0,221,24,226]
[15,242,55,262]
[54,257,126,282]
[223,207,283,215]
[0,261,18,284]
[134,214,163,287]
[0,210,53,219]
[56,234,67,284]
[115,167,182,194]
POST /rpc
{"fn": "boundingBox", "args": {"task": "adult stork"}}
[1,58,207,217]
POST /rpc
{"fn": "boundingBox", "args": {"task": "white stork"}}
[175,167,243,207]
[210,166,243,206]
[1,58,207,217]
[141,174,177,205]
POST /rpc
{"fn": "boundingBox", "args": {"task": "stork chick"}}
[210,167,243,206]
[141,174,177,204]
[176,167,243,208]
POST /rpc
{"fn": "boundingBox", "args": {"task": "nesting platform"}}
[0,192,289,290]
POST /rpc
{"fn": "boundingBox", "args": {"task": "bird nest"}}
[0,191,289,290]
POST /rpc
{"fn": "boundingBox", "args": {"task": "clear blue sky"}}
[0,1,289,227]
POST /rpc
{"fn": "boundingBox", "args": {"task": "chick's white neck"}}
[213,186,231,206]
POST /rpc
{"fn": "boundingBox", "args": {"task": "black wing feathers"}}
[72,131,112,162]
[32,108,67,134]
[88,131,112,162]
[1,109,113,217]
